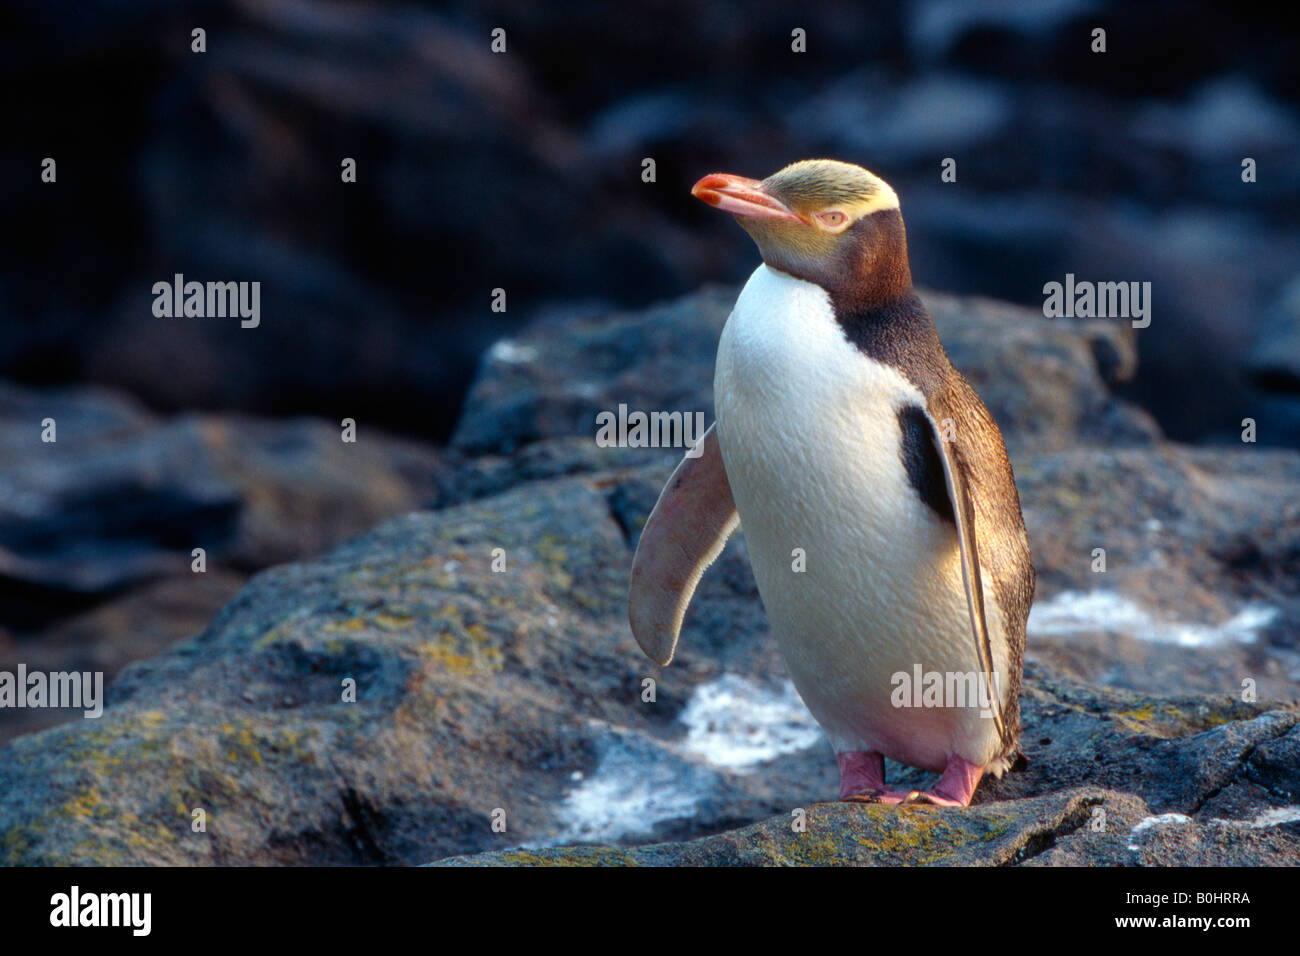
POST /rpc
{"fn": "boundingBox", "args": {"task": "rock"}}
[437,785,1300,867]
[2,445,1298,864]
[1019,446,1300,701]
[1246,724,1300,799]
[2,0,1298,868]
[0,381,463,729]
[0,380,154,443]
[1,279,1297,866]
[923,289,1157,451]
[0,382,454,622]
[795,71,1013,163]
[452,284,1159,456]
[0,476,667,865]
[0,570,247,746]
[438,789,1111,867]
[438,666,1300,865]
[1247,275,1300,397]
[5,0,1297,450]
[451,287,735,455]
[2,1,574,437]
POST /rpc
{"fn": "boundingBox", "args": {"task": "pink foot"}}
[837,751,906,804]
[901,754,985,807]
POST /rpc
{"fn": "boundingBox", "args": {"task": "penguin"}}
[628,160,1034,806]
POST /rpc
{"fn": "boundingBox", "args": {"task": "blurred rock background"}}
[0,0,1297,765]
[3,286,1298,864]
[4,0,1298,442]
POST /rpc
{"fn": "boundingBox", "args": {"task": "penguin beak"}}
[692,173,804,223]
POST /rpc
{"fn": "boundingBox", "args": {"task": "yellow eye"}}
[816,210,848,229]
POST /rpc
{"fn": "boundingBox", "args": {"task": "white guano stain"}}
[546,676,824,846]
[1127,813,1193,850]
[678,674,824,772]
[1029,590,1278,647]
[1126,806,1300,850]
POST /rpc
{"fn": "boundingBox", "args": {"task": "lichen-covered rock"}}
[0,570,246,746]
[2,288,1297,867]
[2,458,1297,865]
[437,775,1300,867]
[0,381,465,743]
[436,790,1112,867]
[1018,446,1300,701]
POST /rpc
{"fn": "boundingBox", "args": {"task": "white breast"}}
[713,265,1005,772]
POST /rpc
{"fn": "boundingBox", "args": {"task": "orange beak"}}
[691,173,804,223]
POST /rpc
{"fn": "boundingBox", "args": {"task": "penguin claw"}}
[900,789,966,807]
[843,788,907,805]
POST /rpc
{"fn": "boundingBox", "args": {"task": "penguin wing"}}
[923,408,1011,750]
[628,422,739,665]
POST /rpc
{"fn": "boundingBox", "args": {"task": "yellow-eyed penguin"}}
[628,160,1034,806]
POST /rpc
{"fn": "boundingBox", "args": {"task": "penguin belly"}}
[714,265,1007,773]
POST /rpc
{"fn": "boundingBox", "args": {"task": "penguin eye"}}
[815,210,849,230]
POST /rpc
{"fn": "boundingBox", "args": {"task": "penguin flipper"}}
[924,410,1011,751]
[628,423,739,665]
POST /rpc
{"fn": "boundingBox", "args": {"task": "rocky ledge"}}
[1,287,1297,866]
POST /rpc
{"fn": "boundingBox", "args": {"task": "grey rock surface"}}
[2,288,1297,866]
[0,385,452,604]
[452,286,1159,456]
[1,460,1296,864]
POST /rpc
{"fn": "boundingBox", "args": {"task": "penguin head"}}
[692,159,910,306]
